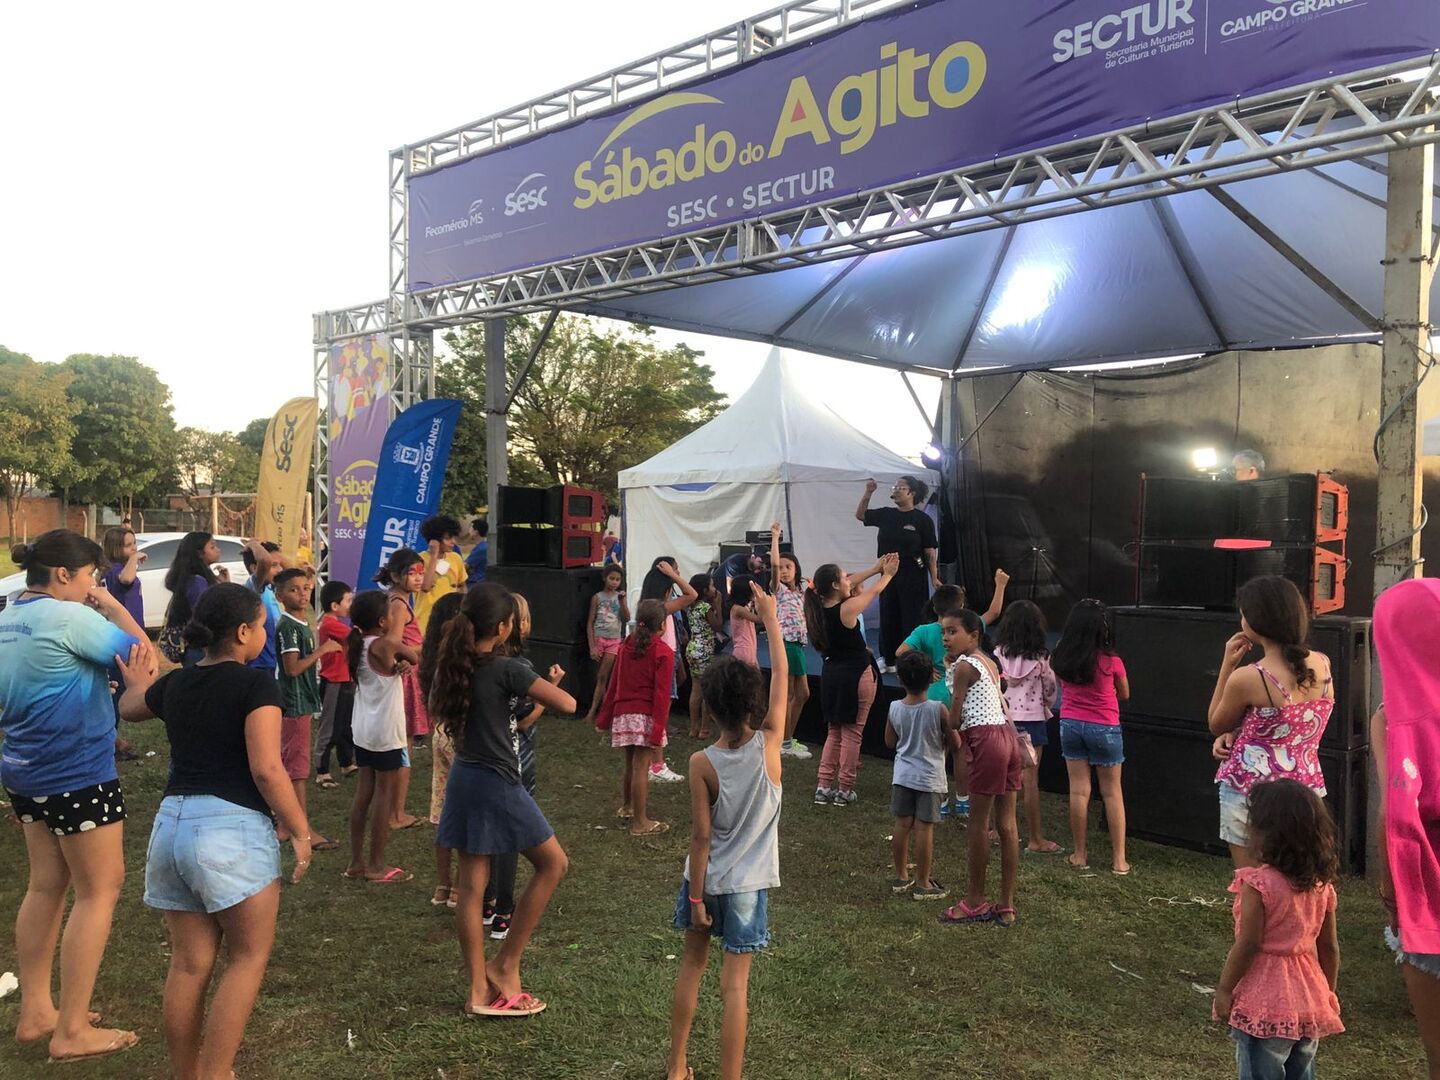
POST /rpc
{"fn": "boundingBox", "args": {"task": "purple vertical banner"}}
[327,335,391,588]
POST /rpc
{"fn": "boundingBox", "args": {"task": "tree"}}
[0,347,78,542]
[438,315,725,513]
[237,417,269,455]
[57,354,177,515]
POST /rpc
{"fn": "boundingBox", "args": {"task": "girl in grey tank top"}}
[669,587,789,1080]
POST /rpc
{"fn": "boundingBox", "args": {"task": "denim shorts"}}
[1230,1028,1317,1080]
[1385,926,1440,980]
[673,881,769,954]
[1059,719,1124,767]
[144,795,280,914]
[1014,720,1049,749]
[1218,781,1251,848]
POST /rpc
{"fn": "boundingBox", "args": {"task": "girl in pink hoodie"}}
[1372,578,1440,1078]
[994,600,1061,854]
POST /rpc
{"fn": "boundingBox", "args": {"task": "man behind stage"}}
[1232,450,1265,482]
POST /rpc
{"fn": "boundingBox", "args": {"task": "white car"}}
[0,532,250,631]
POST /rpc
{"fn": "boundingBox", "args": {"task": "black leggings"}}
[880,562,930,664]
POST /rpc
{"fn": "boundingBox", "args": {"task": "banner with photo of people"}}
[327,335,392,588]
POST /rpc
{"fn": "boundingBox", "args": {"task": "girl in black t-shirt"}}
[118,583,312,1080]
[856,475,940,667]
[427,583,576,1017]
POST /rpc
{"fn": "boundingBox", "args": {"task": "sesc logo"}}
[504,172,548,217]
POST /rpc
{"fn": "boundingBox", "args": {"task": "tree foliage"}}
[57,354,178,512]
[174,428,259,497]
[237,417,269,455]
[438,315,724,514]
[0,346,78,541]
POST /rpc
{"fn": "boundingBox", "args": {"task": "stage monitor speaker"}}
[1110,607,1370,751]
[1140,477,1239,542]
[522,637,595,711]
[488,566,605,644]
[498,484,605,528]
[495,526,602,569]
[1136,543,1347,615]
[1141,474,1349,546]
[1117,719,1366,873]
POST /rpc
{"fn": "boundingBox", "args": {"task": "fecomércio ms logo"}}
[1218,0,1364,42]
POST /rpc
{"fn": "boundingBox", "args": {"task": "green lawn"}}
[0,719,1423,1079]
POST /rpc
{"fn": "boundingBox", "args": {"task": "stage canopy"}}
[619,347,936,605]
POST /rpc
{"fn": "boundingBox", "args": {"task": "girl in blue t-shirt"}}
[0,530,148,1064]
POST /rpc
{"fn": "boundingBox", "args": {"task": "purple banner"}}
[327,335,391,589]
[409,0,1439,291]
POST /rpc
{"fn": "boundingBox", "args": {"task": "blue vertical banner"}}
[356,398,464,590]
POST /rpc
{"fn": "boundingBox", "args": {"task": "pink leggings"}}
[817,667,876,793]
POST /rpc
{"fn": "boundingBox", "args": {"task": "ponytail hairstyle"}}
[803,563,844,654]
[701,656,766,743]
[995,599,1048,661]
[923,584,967,622]
[164,531,218,625]
[418,591,465,698]
[431,583,517,742]
[183,582,263,653]
[898,474,930,505]
[688,572,713,601]
[630,599,665,657]
[346,590,391,681]
[1236,575,1314,689]
[101,527,133,567]
[1051,599,1113,685]
[1247,778,1338,890]
[729,573,760,608]
[375,547,424,589]
[640,556,678,602]
[11,529,104,588]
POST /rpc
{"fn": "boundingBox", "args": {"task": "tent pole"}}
[1370,136,1436,876]
[1375,138,1435,597]
[485,317,508,566]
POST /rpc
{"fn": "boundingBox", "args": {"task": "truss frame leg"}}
[485,317,509,565]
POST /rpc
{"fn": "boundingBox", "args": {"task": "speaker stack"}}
[489,483,608,708]
[1034,607,1371,872]
[1137,473,1349,615]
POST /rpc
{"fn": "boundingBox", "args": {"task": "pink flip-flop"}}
[467,992,547,1018]
[367,867,413,884]
[939,900,993,924]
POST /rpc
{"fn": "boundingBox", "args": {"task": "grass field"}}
[0,717,1424,1079]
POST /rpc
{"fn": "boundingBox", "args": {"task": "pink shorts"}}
[281,714,312,781]
[597,637,622,657]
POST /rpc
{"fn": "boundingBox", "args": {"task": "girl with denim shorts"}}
[1372,579,1440,1077]
[118,583,314,1080]
[1052,599,1131,875]
[1208,576,1333,871]
[668,590,788,1080]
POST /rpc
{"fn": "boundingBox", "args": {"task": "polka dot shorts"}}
[6,779,126,836]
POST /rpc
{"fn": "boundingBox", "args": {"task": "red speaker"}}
[498,484,605,528]
[496,526,602,569]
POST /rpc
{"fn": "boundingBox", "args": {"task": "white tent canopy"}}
[619,348,938,608]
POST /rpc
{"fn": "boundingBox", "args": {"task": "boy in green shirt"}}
[276,569,342,850]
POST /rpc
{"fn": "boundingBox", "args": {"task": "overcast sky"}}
[0,0,940,457]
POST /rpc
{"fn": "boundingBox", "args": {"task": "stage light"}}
[921,444,943,466]
[1191,447,1218,471]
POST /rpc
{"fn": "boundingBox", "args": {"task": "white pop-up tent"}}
[618,348,937,608]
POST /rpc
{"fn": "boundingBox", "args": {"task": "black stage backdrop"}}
[949,345,1440,626]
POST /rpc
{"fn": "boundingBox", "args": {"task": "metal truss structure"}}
[309,0,1440,583]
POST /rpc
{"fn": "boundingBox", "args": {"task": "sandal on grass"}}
[992,906,1019,928]
[1026,840,1064,855]
[939,900,992,924]
[368,867,413,884]
[310,834,340,852]
[431,886,453,906]
[47,1029,139,1064]
[630,821,670,837]
[315,774,339,790]
[466,992,546,1018]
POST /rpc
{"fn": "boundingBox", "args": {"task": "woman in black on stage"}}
[856,475,939,668]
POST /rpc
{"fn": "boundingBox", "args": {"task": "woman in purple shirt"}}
[163,533,225,667]
[102,528,146,759]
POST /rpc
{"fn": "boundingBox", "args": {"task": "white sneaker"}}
[650,763,684,783]
[781,740,813,759]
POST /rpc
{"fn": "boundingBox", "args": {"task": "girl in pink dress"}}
[1372,578,1440,1079]
[376,548,428,830]
[728,576,762,666]
[1214,778,1343,1080]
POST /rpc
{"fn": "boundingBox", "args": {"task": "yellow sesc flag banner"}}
[255,397,318,557]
